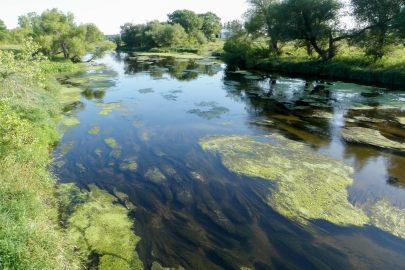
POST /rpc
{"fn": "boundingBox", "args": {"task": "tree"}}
[267,0,345,61]
[198,12,222,40]
[167,10,203,35]
[120,23,146,47]
[18,9,114,62]
[351,0,405,60]
[144,21,187,47]
[0,20,10,43]
[224,20,246,39]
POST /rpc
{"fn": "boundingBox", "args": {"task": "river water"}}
[53,52,405,269]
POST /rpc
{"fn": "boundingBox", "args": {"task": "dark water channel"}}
[53,52,405,269]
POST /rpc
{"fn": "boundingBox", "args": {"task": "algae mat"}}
[57,183,143,270]
[199,134,369,226]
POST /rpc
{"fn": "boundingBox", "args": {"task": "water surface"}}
[53,52,405,270]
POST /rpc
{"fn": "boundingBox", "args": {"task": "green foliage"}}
[0,99,33,146]
[18,8,108,62]
[223,38,270,69]
[351,0,405,61]
[267,0,341,61]
[224,20,246,39]
[0,38,47,95]
[198,12,222,40]
[120,22,146,47]
[0,19,10,43]
[167,9,203,35]
[0,41,80,267]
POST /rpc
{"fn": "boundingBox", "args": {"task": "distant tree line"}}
[223,0,405,67]
[0,9,116,62]
[118,9,222,49]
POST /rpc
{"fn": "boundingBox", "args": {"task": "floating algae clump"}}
[87,124,100,135]
[199,134,369,226]
[59,86,82,105]
[60,141,75,155]
[105,138,121,149]
[145,168,166,184]
[59,116,81,134]
[397,117,405,125]
[60,184,143,270]
[339,127,405,151]
[119,157,138,172]
[369,200,405,239]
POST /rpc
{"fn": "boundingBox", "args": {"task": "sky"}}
[1,0,248,34]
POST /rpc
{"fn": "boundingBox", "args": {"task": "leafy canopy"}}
[18,9,115,62]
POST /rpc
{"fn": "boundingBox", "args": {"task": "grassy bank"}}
[255,46,405,88]
[0,42,80,268]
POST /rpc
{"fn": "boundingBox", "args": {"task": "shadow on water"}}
[54,52,405,269]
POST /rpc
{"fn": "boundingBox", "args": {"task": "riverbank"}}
[0,42,80,268]
[255,50,405,88]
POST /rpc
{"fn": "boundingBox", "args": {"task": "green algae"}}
[187,101,229,120]
[59,183,143,270]
[353,116,385,123]
[199,134,369,226]
[104,138,121,149]
[151,261,185,270]
[132,120,144,127]
[310,110,334,119]
[98,106,114,115]
[63,64,117,91]
[396,117,405,125]
[369,199,405,239]
[113,189,136,210]
[59,86,82,105]
[87,124,100,135]
[119,157,138,172]
[60,141,75,155]
[96,102,129,115]
[190,171,204,182]
[339,127,405,151]
[109,149,122,159]
[145,168,166,184]
[139,130,151,141]
[59,116,81,134]
[94,149,102,157]
[54,160,66,168]
[75,163,85,172]
[138,88,154,94]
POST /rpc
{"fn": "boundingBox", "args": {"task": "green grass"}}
[256,44,405,87]
[0,71,81,268]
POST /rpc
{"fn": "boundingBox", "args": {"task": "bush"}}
[222,38,270,69]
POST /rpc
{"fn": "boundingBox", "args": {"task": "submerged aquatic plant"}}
[144,167,166,184]
[119,157,138,172]
[59,183,143,270]
[187,101,229,120]
[104,138,121,149]
[339,127,405,151]
[199,134,369,226]
[87,124,100,135]
[369,199,405,239]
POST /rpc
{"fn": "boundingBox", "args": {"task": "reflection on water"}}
[53,52,405,269]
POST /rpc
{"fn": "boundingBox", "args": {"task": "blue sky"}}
[1,0,248,34]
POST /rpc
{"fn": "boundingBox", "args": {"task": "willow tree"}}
[18,9,115,62]
[267,0,345,61]
[351,0,405,61]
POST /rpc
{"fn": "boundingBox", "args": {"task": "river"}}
[53,52,405,270]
